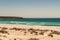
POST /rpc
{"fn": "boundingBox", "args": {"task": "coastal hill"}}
[0,16,23,19]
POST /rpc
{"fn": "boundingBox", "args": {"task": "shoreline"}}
[0,24,60,31]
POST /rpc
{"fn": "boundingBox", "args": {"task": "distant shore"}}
[0,24,60,40]
[0,16,23,19]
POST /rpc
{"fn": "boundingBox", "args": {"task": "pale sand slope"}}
[0,24,60,40]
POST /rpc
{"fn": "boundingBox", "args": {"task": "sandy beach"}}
[0,24,60,40]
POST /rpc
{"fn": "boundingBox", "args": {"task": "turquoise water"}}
[0,18,60,26]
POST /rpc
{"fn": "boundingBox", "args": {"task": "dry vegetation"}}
[28,38,39,40]
[0,26,60,40]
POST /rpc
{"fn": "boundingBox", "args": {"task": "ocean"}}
[0,18,60,26]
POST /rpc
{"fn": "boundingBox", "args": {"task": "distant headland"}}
[0,16,23,19]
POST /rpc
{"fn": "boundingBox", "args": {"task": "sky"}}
[0,0,60,18]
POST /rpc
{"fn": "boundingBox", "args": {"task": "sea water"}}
[0,18,60,26]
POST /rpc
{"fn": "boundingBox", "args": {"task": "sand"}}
[0,24,60,40]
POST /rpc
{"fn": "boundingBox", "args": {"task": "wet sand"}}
[0,24,60,40]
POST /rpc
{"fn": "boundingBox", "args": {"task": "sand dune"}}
[0,24,60,40]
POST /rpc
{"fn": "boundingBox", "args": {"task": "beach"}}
[0,24,60,40]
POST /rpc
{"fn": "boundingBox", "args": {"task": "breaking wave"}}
[0,21,60,26]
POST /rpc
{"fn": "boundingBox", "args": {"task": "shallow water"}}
[0,18,60,26]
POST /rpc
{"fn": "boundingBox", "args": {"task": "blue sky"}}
[0,0,60,18]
